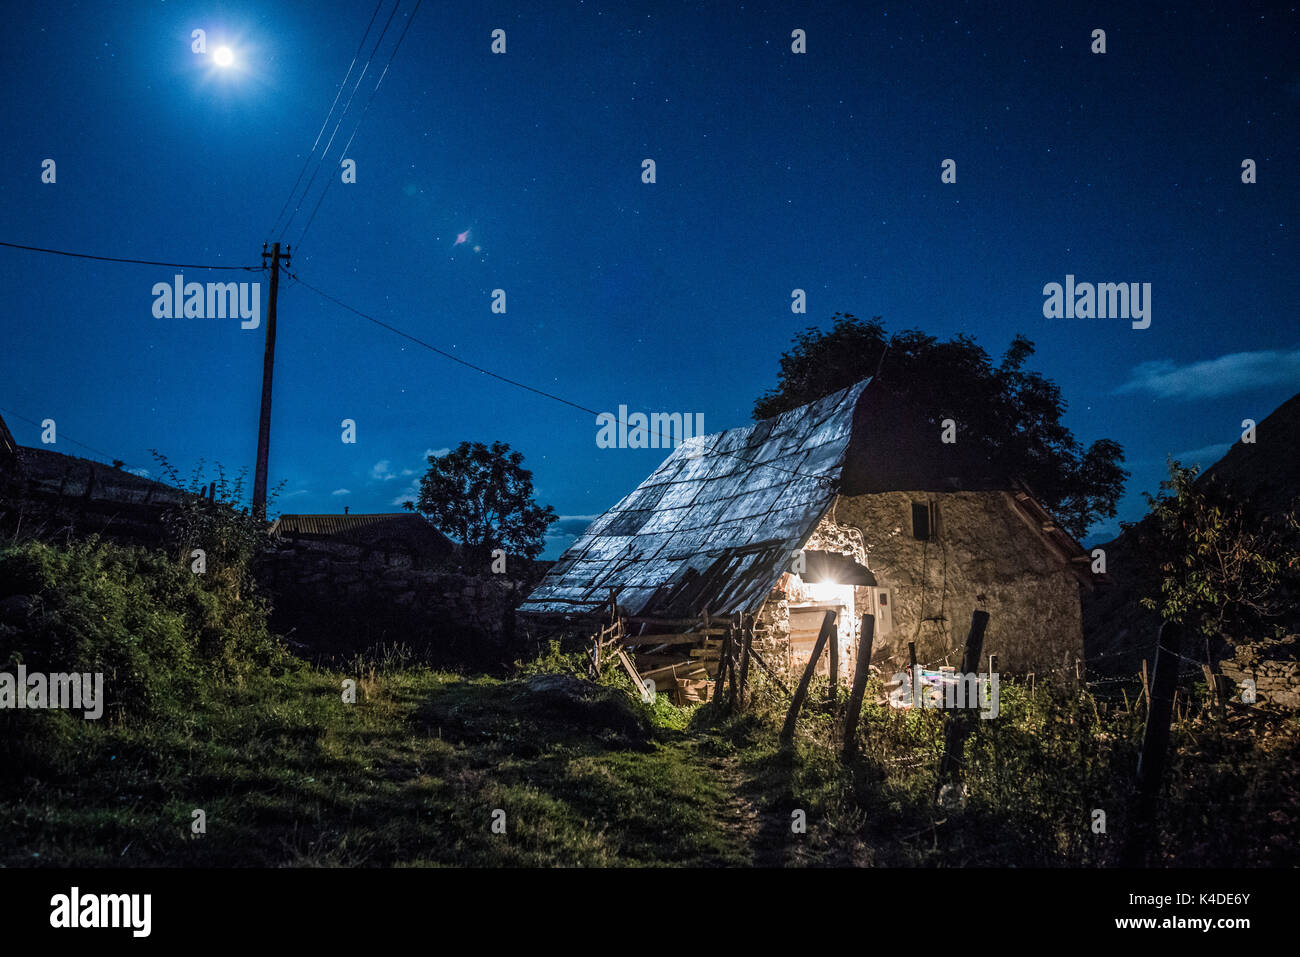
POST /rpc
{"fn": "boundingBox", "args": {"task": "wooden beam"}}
[746,644,792,698]
[712,630,733,703]
[780,610,836,747]
[640,660,708,682]
[736,619,753,711]
[1124,621,1185,866]
[616,648,650,701]
[623,633,723,646]
[936,610,990,794]
[842,613,876,761]
[626,616,734,630]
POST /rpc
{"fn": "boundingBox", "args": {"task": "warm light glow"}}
[804,580,850,604]
[213,46,234,68]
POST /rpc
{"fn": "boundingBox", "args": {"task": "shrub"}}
[0,537,290,720]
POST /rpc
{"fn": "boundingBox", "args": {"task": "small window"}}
[911,501,937,541]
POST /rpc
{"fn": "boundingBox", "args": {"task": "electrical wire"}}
[285,270,837,485]
[295,0,424,254]
[280,1,402,242]
[269,0,387,238]
[0,241,258,271]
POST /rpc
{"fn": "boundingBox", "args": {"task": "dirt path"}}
[694,745,797,867]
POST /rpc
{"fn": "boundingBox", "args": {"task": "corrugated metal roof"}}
[271,512,455,550]
[520,379,873,618]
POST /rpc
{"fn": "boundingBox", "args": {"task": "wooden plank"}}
[746,644,792,698]
[622,634,713,646]
[936,610,990,794]
[1124,622,1185,866]
[634,653,697,669]
[625,616,734,629]
[712,630,733,703]
[615,648,650,701]
[640,660,707,681]
[780,610,836,746]
[828,616,839,698]
[842,613,876,761]
[736,620,753,711]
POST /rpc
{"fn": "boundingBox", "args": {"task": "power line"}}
[269,0,387,239]
[0,405,135,465]
[0,241,259,271]
[280,0,402,243]
[296,0,424,254]
[285,270,831,485]
[287,269,596,415]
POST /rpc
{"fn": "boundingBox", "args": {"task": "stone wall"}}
[1220,634,1300,709]
[255,537,539,665]
[760,490,1086,678]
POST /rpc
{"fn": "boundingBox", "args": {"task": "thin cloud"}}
[1116,348,1300,399]
[550,514,600,538]
[392,480,420,507]
[331,488,351,496]
[371,460,397,481]
[1169,443,1231,468]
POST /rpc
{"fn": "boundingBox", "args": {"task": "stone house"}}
[521,378,1097,695]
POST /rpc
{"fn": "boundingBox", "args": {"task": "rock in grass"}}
[516,673,652,744]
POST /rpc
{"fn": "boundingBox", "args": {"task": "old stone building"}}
[521,377,1097,699]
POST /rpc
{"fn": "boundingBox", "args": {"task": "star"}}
[454,230,470,246]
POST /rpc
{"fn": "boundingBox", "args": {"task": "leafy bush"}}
[0,537,290,720]
[148,452,283,602]
[1135,460,1300,646]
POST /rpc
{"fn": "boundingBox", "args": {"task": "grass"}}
[4,652,1296,868]
[699,675,1300,867]
[1,537,1294,868]
[2,664,751,867]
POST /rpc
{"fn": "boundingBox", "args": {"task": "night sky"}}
[2,0,1296,558]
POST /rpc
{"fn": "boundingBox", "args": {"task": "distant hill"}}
[1083,391,1300,675]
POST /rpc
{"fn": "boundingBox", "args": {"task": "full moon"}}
[213,46,234,68]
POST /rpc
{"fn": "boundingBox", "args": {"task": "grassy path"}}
[3,668,771,867]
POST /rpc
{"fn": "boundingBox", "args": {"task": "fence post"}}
[841,614,876,761]
[908,640,919,707]
[735,616,753,711]
[725,631,740,710]
[827,619,839,703]
[1123,621,1185,866]
[780,610,836,747]
[936,610,990,797]
[712,629,732,704]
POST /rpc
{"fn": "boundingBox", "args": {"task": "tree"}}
[415,441,557,561]
[1134,461,1300,647]
[754,313,1127,539]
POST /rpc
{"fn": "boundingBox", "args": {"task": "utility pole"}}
[253,241,290,518]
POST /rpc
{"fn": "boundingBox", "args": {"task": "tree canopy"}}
[1134,461,1300,647]
[415,441,557,562]
[753,313,1127,539]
